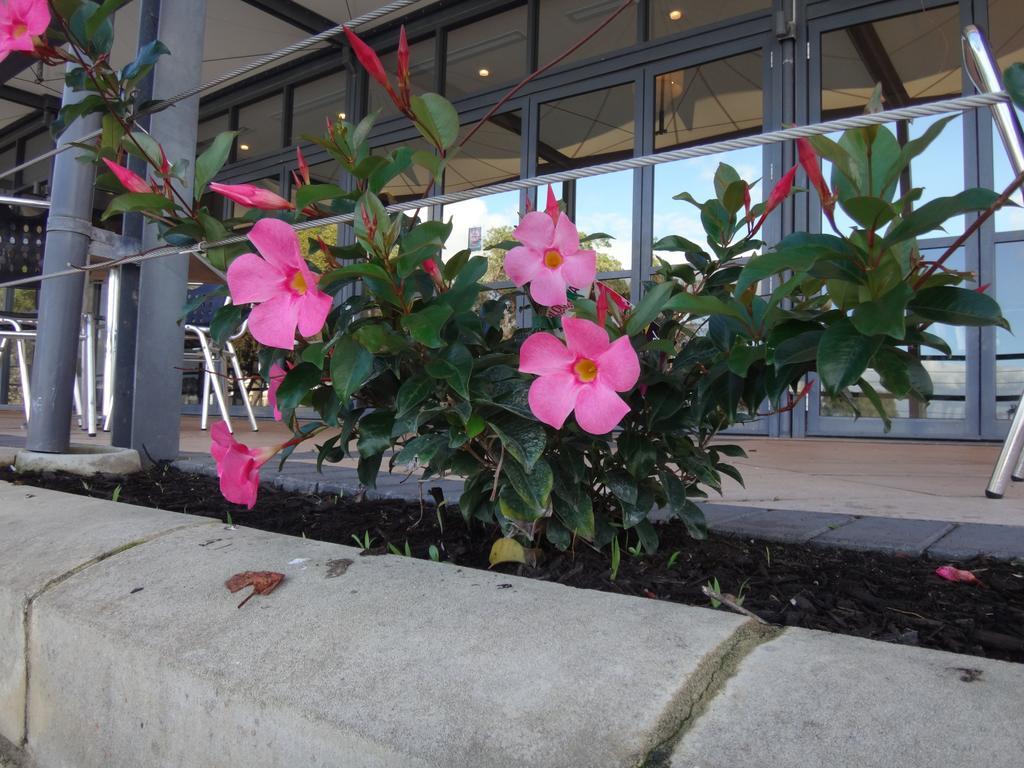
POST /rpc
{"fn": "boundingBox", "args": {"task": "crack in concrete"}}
[18,521,216,748]
[637,621,783,768]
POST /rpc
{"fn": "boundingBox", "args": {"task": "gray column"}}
[128,0,207,462]
[110,0,160,447]
[24,79,102,452]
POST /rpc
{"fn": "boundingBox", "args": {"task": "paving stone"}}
[701,504,761,528]
[26,522,747,768]
[708,507,856,543]
[810,516,954,556]
[927,523,1024,561]
[670,627,1024,768]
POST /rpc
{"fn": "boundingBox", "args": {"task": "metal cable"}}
[0,90,1012,290]
[0,0,422,183]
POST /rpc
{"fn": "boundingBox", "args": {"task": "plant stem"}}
[913,168,1024,289]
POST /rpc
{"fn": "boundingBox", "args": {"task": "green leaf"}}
[395,374,434,415]
[357,411,395,459]
[353,323,409,354]
[806,134,858,189]
[625,280,676,335]
[357,451,384,488]
[840,196,898,230]
[553,492,594,540]
[871,346,933,401]
[850,282,913,339]
[663,293,749,323]
[498,484,545,522]
[487,414,546,471]
[882,188,1002,248]
[856,376,892,432]
[101,192,175,221]
[397,220,452,277]
[321,262,392,286]
[194,131,238,201]
[121,40,170,82]
[834,126,900,202]
[409,93,460,150]
[816,318,884,395]
[122,130,163,167]
[209,304,244,345]
[274,362,320,413]
[503,457,553,511]
[774,330,823,366]
[909,286,1010,330]
[302,343,326,367]
[425,342,472,400]
[296,183,345,210]
[1007,63,1024,112]
[330,336,373,401]
[652,235,707,255]
[401,303,453,348]
[605,470,638,506]
[737,233,862,295]
[85,0,126,39]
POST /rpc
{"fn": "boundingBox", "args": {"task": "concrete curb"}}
[2,480,1022,768]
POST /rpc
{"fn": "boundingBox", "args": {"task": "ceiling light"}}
[338,111,346,119]
[239,143,250,151]
[669,9,683,21]
[478,68,490,77]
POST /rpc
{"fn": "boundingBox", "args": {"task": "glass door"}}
[804,1,982,438]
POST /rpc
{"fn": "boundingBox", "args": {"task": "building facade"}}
[1,0,1022,441]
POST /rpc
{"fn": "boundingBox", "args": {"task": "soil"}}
[4,464,1023,663]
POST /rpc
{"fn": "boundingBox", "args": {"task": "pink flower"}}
[519,317,640,434]
[752,164,797,235]
[210,422,275,509]
[0,0,49,63]
[423,257,443,289]
[227,218,332,350]
[266,361,289,421]
[505,211,596,307]
[209,182,294,211]
[102,158,150,194]
[935,565,981,585]
[344,25,399,107]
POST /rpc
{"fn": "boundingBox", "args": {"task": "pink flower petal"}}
[551,213,582,254]
[513,211,555,250]
[248,217,305,271]
[528,267,569,307]
[503,245,542,287]
[226,252,281,305]
[210,421,234,462]
[218,450,259,508]
[573,383,630,434]
[595,335,640,392]
[295,288,332,338]
[247,293,300,350]
[560,248,597,291]
[519,332,574,376]
[267,362,287,421]
[527,371,579,429]
[23,0,50,32]
[562,317,611,359]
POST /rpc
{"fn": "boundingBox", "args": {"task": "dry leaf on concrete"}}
[225,571,285,608]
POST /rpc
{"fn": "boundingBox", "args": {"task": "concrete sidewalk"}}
[1,481,1022,768]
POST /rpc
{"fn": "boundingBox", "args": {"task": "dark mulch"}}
[4,464,1023,663]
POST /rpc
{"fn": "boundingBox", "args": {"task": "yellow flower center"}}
[574,358,598,383]
[289,270,308,295]
[13,23,27,37]
[543,248,563,268]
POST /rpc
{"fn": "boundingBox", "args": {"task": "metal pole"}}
[109,0,158,448]
[127,0,207,462]
[24,74,101,453]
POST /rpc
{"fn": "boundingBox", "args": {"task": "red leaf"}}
[797,138,835,226]
[397,26,411,109]
[225,571,285,608]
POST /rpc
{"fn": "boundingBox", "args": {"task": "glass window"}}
[197,112,230,155]
[291,72,347,144]
[236,93,284,158]
[821,7,965,234]
[538,83,635,278]
[651,52,763,264]
[20,131,54,193]
[989,0,1024,233]
[654,51,763,152]
[995,241,1024,420]
[445,7,528,99]
[0,145,15,193]
[369,36,435,120]
[649,1,771,40]
[442,112,523,265]
[538,0,637,68]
